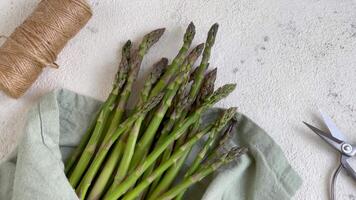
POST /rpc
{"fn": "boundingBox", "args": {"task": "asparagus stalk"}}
[152,24,220,187]
[147,68,218,197]
[194,68,217,108]
[64,40,131,176]
[112,58,169,185]
[148,107,236,200]
[87,59,169,200]
[150,67,194,166]
[140,81,193,198]
[173,23,220,141]
[68,86,119,188]
[127,73,184,172]
[104,112,200,200]
[141,22,196,135]
[128,44,205,172]
[87,140,125,200]
[145,71,207,195]
[174,111,237,200]
[103,84,236,200]
[121,125,213,200]
[122,108,237,200]
[64,112,98,175]
[190,117,235,176]
[149,22,196,97]
[204,118,237,163]
[142,81,191,196]
[177,23,220,129]
[75,94,164,200]
[114,40,132,91]
[152,56,215,167]
[106,28,165,137]
[157,147,248,200]
[78,31,165,198]
[189,23,219,101]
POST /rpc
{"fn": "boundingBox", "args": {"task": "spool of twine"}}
[0,0,92,98]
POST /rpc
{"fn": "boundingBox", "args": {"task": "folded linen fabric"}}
[0,89,302,200]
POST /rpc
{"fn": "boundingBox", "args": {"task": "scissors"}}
[303,111,356,200]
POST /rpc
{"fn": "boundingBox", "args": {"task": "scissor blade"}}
[319,110,347,141]
[303,121,343,152]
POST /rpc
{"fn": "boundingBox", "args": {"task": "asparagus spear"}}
[148,107,236,200]
[174,112,237,200]
[141,81,191,196]
[75,94,164,200]
[114,40,132,91]
[76,29,165,198]
[122,125,213,200]
[157,147,248,200]
[111,58,169,185]
[86,140,125,200]
[68,86,120,188]
[64,112,98,175]
[86,60,168,200]
[69,88,118,188]
[189,23,219,101]
[141,22,196,135]
[154,23,220,181]
[104,112,200,200]
[103,84,236,200]
[128,44,205,172]
[194,68,217,108]
[146,68,217,196]
[64,40,131,176]
[156,64,214,152]
[147,68,218,197]
[149,22,196,97]
[161,22,219,132]
[204,118,237,163]
[192,117,234,175]
[106,28,165,137]
[121,108,237,200]
[174,23,220,142]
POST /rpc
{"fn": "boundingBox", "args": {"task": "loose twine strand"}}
[0,0,92,98]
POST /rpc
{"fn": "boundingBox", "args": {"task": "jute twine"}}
[0,0,92,98]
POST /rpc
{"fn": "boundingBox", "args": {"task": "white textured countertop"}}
[1,0,356,199]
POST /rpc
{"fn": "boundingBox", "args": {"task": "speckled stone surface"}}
[0,0,356,199]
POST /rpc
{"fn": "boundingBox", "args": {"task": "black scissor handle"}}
[341,155,356,181]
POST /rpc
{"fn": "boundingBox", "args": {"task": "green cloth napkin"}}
[0,89,302,200]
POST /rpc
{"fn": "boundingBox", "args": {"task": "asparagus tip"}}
[209,68,218,76]
[214,107,237,131]
[219,120,235,144]
[140,28,166,53]
[194,68,217,107]
[151,28,166,41]
[187,43,205,63]
[123,40,132,55]
[223,107,238,121]
[226,147,248,162]
[204,68,217,89]
[151,57,169,82]
[184,22,196,44]
[114,40,133,88]
[207,83,236,105]
[195,43,205,54]
[209,23,219,38]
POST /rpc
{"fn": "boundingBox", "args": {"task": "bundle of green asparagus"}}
[64,22,247,200]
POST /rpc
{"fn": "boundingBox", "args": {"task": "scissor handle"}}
[341,154,356,181]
